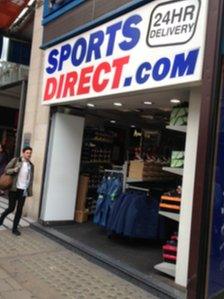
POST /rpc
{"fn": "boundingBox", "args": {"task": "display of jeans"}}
[93,175,122,227]
[107,191,159,239]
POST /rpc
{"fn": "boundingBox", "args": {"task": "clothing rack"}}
[104,162,128,192]
[104,169,124,174]
[126,184,150,193]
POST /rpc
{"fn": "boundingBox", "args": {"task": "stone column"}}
[22,3,50,220]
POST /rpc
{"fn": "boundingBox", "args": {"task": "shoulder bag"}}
[0,173,13,190]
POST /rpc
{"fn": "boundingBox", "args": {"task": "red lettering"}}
[44,77,57,101]
[77,66,94,95]
[93,62,111,92]
[62,71,78,98]
[112,56,130,89]
[56,74,65,98]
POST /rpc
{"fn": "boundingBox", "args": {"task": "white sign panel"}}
[147,0,201,47]
[42,0,208,105]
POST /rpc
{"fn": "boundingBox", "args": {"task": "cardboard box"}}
[75,175,89,212]
[75,209,89,223]
[128,160,170,181]
[128,160,144,180]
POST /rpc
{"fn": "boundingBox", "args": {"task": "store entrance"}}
[52,103,183,284]
[40,87,200,293]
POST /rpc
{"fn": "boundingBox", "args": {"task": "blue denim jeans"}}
[94,176,122,227]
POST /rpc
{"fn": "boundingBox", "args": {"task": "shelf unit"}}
[126,177,176,184]
[162,167,183,176]
[154,262,176,277]
[166,125,187,133]
[155,125,185,278]
[159,211,180,222]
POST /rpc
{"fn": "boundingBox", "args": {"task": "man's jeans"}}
[0,189,26,230]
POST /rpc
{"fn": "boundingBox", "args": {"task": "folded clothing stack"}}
[170,104,188,126]
[170,151,185,168]
[159,187,182,214]
[163,233,178,264]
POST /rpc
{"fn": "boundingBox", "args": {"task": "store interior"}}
[45,87,194,286]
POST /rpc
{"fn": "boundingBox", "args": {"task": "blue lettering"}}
[153,58,171,81]
[120,15,142,51]
[136,62,151,84]
[106,21,122,56]
[58,44,71,71]
[71,38,87,67]
[86,30,104,63]
[46,49,59,74]
[171,49,199,78]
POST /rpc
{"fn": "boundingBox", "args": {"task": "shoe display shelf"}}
[155,125,186,277]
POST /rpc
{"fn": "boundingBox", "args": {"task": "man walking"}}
[0,146,34,236]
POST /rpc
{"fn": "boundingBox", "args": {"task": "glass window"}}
[43,0,85,25]
[208,61,224,298]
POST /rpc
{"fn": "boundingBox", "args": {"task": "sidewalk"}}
[0,197,34,230]
[0,228,159,299]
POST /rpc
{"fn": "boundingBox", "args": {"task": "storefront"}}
[28,0,224,298]
[0,35,31,157]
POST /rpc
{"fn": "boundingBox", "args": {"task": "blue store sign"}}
[209,71,224,298]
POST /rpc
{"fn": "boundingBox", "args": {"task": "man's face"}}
[23,150,32,161]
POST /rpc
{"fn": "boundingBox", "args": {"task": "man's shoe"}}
[12,229,21,236]
[0,219,3,226]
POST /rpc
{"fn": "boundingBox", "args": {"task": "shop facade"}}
[22,0,224,298]
[0,35,31,158]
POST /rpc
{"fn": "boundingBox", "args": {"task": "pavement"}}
[0,228,159,299]
[0,197,35,230]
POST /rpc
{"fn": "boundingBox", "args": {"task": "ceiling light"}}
[131,125,136,128]
[110,120,116,124]
[113,102,122,107]
[170,99,181,104]
[87,103,95,107]
[144,101,153,105]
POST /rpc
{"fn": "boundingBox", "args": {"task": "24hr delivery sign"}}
[42,0,208,105]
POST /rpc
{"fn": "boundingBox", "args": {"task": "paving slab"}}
[0,196,33,230]
[0,289,35,299]
[0,228,159,299]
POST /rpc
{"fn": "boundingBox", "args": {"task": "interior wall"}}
[40,113,85,221]
[175,87,201,287]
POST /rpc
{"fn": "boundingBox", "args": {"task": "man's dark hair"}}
[22,146,33,153]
